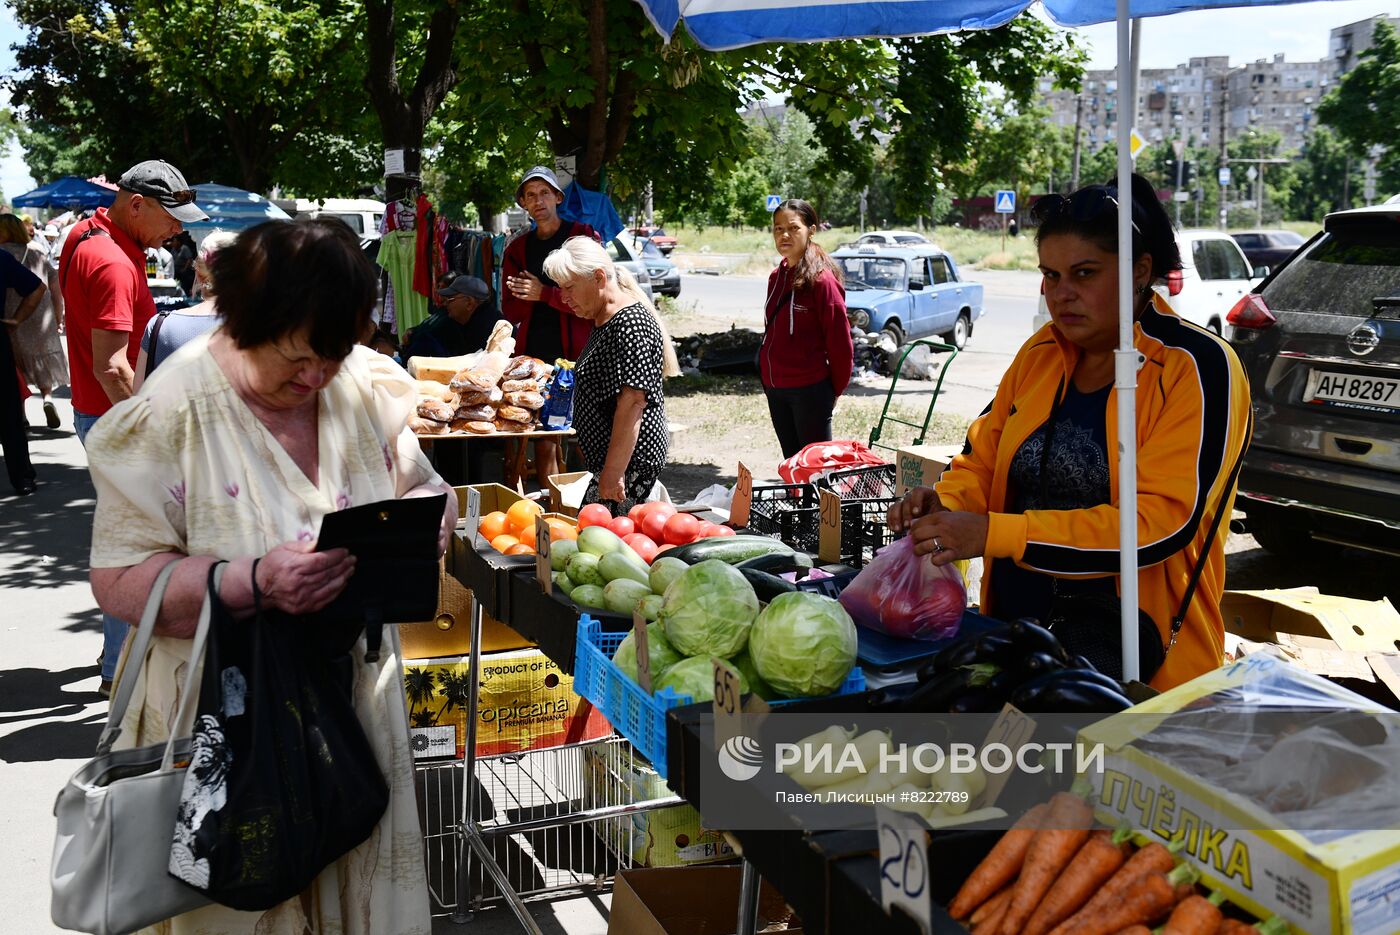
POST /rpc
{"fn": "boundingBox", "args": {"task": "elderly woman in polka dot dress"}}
[543,236,669,514]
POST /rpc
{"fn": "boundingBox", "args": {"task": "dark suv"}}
[1228,205,1400,557]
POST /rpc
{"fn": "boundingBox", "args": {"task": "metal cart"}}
[867,339,959,454]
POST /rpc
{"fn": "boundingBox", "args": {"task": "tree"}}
[1288,127,1363,220]
[1317,20,1400,177]
[942,101,1071,225]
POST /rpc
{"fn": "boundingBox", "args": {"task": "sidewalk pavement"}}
[0,393,610,934]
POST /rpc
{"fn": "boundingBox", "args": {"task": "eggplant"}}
[1007,618,1073,664]
[901,668,974,714]
[974,669,1023,713]
[928,637,980,676]
[1010,669,1131,712]
[1013,651,1067,680]
[970,632,1019,667]
[1071,654,1096,671]
[949,688,994,715]
[736,567,798,602]
[1020,681,1133,715]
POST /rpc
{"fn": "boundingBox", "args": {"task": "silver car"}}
[1228,203,1400,557]
[606,235,656,303]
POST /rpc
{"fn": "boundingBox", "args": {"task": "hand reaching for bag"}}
[255,542,356,615]
[887,485,947,534]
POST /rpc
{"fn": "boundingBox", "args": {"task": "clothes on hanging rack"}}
[413,195,448,305]
[376,229,427,339]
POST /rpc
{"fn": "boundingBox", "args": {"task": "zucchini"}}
[737,567,797,602]
[735,551,814,575]
[666,535,793,566]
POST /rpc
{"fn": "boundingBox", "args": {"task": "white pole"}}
[1116,0,1141,682]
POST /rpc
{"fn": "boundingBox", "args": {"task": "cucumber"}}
[735,551,814,575]
[666,535,793,566]
[738,567,797,602]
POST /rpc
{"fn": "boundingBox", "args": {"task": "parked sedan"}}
[630,226,677,255]
[833,244,983,348]
[637,237,681,297]
[605,236,656,303]
[1230,229,1306,271]
[1228,203,1400,557]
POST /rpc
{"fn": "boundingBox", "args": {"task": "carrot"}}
[1068,865,1198,935]
[1113,928,1152,935]
[1217,921,1257,935]
[1048,838,1184,935]
[970,885,1014,926]
[1023,830,1129,935]
[973,894,1011,935]
[948,803,1050,919]
[998,792,1095,935]
[1162,894,1224,935]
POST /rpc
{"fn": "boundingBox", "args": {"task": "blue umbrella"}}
[185,182,290,232]
[11,176,117,211]
[629,0,1297,681]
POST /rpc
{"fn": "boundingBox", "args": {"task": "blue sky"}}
[0,0,1391,198]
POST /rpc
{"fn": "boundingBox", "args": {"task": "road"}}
[673,268,1042,420]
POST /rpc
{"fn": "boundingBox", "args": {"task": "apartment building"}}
[1331,14,1400,77]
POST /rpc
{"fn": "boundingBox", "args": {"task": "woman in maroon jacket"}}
[761,199,854,459]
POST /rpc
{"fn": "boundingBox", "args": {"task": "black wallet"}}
[314,494,446,662]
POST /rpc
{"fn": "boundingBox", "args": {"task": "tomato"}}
[578,503,614,529]
[663,513,701,546]
[655,543,676,556]
[623,533,659,564]
[713,525,736,537]
[505,498,543,536]
[641,510,670,543]
[695,522,725,539]
[609,516,636,538]
[628,503,648,524]
[504,542,535,556]
[641,501,678,522]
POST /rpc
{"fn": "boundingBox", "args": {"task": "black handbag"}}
[168,563,390,910]
[1036,378,1248,682]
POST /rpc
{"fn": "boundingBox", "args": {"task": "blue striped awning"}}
[635,0,1316,50]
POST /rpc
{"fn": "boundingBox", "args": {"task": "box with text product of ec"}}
[582,743,733,868]
[403,648,611,760]
[893,443,960,496]
[1078,654,1400,935]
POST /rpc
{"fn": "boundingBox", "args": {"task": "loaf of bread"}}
[486,320,516,356]
[454,404,497,423]
[416,398,455,423]
[503,356,550,381]
[497,405,532,424]
[458,387,503,407]
[493,417,533,434]
[410,415,450,435]
[450,418,496,435]
[501,379,542,394]
[409,352,483,385]
[504,390,545,410]
[414,379,457,404]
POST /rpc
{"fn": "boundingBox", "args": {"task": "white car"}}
[293,198,386,240]
[855,229,934,247]
[1032,229,1264,337]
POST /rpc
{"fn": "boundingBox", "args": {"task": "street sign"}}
[1172,139,1185,159]
[1173,191,1190,203]
[1246,166,1258,182]
[1129,128,1148,161]
[994,190,1016,214]
[1218,167,1231,187]
[766,194,782,212]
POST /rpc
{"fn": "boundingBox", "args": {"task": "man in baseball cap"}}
[403,274,499,358]
[60,157,206,696]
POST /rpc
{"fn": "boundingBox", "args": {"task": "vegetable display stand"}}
[868,339,959,455]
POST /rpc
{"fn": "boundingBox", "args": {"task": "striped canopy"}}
[185,183,291,233]
[634,0,1312,49]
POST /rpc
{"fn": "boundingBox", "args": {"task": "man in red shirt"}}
[61,159,206,696]
[63,159,207,439]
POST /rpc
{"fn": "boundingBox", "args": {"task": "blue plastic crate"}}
[574,614,867,779]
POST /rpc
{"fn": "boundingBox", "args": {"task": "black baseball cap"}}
[116,160,209,224]
[440,275,490,301]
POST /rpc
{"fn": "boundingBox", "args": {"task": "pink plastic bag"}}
[838,535,966,641]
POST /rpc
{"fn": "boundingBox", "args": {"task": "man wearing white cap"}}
[60,157,208,696]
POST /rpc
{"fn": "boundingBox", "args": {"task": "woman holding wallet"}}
[84,219,453,934]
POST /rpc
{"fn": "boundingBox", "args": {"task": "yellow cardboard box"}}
[893,443,959,496]
[1079,655,1400,934]
[582,744,733,868]
[547,471,592,518]
[404,648,611,760]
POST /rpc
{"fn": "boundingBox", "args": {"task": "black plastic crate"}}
[841,496,898,568]
[747,482,821,552]
[819,463,897,500]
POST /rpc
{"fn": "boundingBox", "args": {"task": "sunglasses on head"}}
[1031,186,1140,234]
[128,183,197,206]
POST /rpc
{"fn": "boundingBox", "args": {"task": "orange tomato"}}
[506,498,544,535]
[490,534,520,553]
[504,543,535,555]
[517,522,537,548]
[479,511,509,542]
[546,518,579,541]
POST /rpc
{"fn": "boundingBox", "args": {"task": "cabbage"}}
[658,560,759,657]
[655,655,748,703]
[730,650,779,701]
[749,592,857,697]
[612,622,684,685]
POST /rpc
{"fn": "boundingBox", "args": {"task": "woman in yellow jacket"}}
[890,174,1251,690]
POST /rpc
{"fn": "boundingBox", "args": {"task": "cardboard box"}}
[397,553,533,660]
[607,867,802,935]
[547,471,591,518]
[1222,588,1400,704]
[1079,655,1400,934]
[582,744,733,868]
[404,648,611,759]
[894,443,960,496]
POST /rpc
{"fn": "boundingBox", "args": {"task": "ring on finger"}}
[933,536,945,553]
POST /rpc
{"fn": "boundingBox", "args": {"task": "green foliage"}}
[1288,127,1364,220]
[1317,20,1400,198]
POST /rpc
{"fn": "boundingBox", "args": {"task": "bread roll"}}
[497,405,532,424]
[505,390,545,410]
[417,398,455,423]
[464,420,496,435]
[414,379,457,403]
[493,418,532,434]
[458,387,503,407]
[411,415,450,435]
[455,404,497,423]
[501,379,541,394]
[486,320,516,356]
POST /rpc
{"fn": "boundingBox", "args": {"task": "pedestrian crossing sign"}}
[994,190,1015,214]
[766,195,782,212]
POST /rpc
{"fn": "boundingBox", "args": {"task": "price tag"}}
[876,806,932,934]
[979,704,1037,807]
[730,462,753,529]
[633,611,653,694]
[711,656,744,749]
[465,487,482,544]
[535,514,553,594]
[818,488,842,563]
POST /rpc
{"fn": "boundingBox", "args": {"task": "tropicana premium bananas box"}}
[1077,654,1400,935]
[404,648,611,760]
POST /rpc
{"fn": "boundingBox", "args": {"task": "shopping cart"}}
[866,338,959,454]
